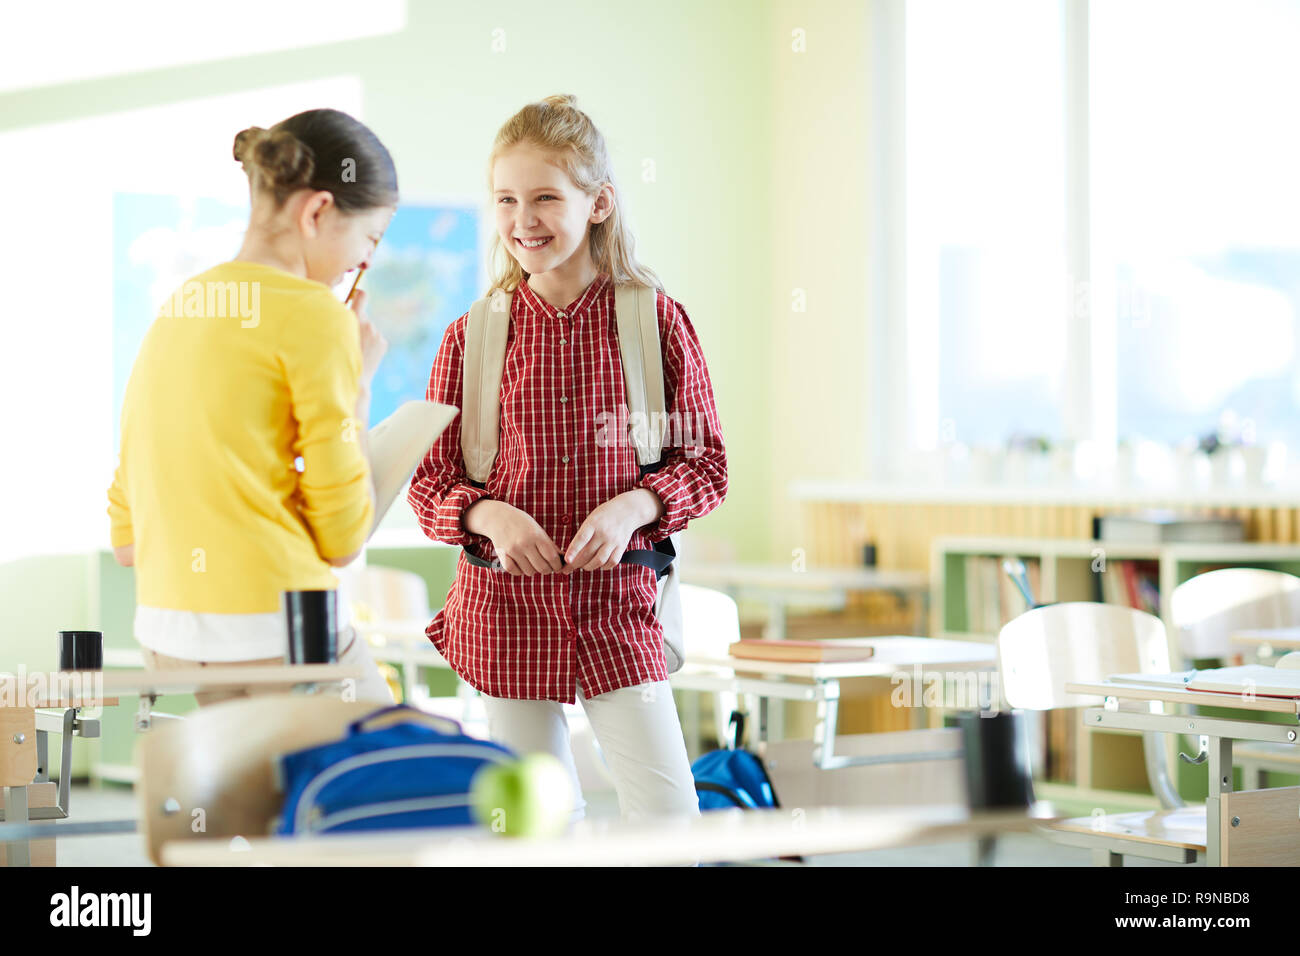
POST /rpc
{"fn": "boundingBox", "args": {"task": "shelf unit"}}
[931,535,1300,808]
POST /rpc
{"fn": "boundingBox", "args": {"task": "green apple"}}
[470,753,574,838]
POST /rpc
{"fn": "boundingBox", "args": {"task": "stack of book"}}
[963,555,1041,634]
[1097,511,1244,544]
[1093,559,1161,616]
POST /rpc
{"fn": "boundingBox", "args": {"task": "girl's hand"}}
[348,288,388,386]
[475,501,565,577]
[562,496,643,573]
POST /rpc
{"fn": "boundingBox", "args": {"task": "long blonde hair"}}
[485,95,660,295]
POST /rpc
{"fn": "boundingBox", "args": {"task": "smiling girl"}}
[408,95,728,827]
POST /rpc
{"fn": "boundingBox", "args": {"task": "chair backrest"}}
[1169,568,1300,661]
[679,584,742,749]
[680,583,741,658]
[998,602,1171,710]
[350,565,433,622]
[135,694,379,865]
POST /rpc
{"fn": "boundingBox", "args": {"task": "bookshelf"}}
[931,535,1300,809]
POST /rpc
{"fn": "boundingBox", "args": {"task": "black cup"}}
[283,590,338,664]
[957,710,1035,810]
[58,631,103,671]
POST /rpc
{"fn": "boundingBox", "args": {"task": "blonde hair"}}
[485,95,660,295]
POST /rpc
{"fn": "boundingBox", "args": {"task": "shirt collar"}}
[517,272,610,318]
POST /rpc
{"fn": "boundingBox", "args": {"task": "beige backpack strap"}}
[614,283,667,466]
[461,289,512,484]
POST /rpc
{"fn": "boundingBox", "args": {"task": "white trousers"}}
[480,679,701,830]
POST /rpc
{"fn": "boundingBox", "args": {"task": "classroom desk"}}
[1064,676,1300,866]
[1,665,359,865]
[671,637,999,770]
[95,665,364,731]
[1230,627,1300,659]
[0,689,117,866]
[159,802,1056,867]
[680,562,930,640]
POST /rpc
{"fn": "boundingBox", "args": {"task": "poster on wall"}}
[111,193,480,447]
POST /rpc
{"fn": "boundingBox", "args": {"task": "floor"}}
[34,782,1192,867]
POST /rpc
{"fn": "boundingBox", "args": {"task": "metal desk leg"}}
[813,680,841,770]
[3,786,30,867]
[1206,736,1233,867]
[135,694,155,732]
[757,694,769,759]
[35,730,48,783]
[56,709,75,817]
[764,600,786,739]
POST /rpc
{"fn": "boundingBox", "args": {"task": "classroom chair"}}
[136,694,383,865]
[1170,567,1300,787]
[679,583,743,749]
[998,602,1206,866]
[1170,567,1300,662]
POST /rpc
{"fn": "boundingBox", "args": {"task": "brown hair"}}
[486,94,660,294]
[233,108,398,212]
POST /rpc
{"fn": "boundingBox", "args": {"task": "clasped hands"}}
[465,489,664,577]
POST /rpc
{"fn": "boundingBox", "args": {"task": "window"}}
[888,0,1300,484]
[905,0,1067,450]
[1094,0,1300,453]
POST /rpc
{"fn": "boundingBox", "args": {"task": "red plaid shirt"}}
[407,272,728,702]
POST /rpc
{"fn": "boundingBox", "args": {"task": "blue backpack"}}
[274,704,517,835]
[691,711,803,864]
[691,710,781,811]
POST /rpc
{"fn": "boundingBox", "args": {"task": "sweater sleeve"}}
[636,294,729,542]
[280,291,374,560]
[107,456,133,548]
[406,315,493,548]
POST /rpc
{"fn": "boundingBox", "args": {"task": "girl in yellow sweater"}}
[108,109,396,705]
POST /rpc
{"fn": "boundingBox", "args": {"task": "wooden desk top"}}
[1231,627,1300,650]
[1064,679,1300,714]
[95,665,364,696]
[161,802,1056,867]
[678,637,998,681]
[680,562,928,593]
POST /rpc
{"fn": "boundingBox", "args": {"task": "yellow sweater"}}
[107,261,374,614]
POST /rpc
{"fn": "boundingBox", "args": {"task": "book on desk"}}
[727,638,877,663]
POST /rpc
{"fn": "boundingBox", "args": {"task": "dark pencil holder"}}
[283,590,338,664]
[957,710,1035,810]
[58,631,103,671]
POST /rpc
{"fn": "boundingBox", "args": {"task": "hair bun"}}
[232,126,266,164]
[541,94,578,109]
[252,128,316,190]
[233,126,315,191]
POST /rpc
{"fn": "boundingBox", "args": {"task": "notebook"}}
[728,639,877,663]
[1186,664,1300,699]
[1106,670,1197,687]
[366,400,458,539]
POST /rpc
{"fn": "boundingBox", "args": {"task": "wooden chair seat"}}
[136,694,388,865]
[1047,805,1206,862]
